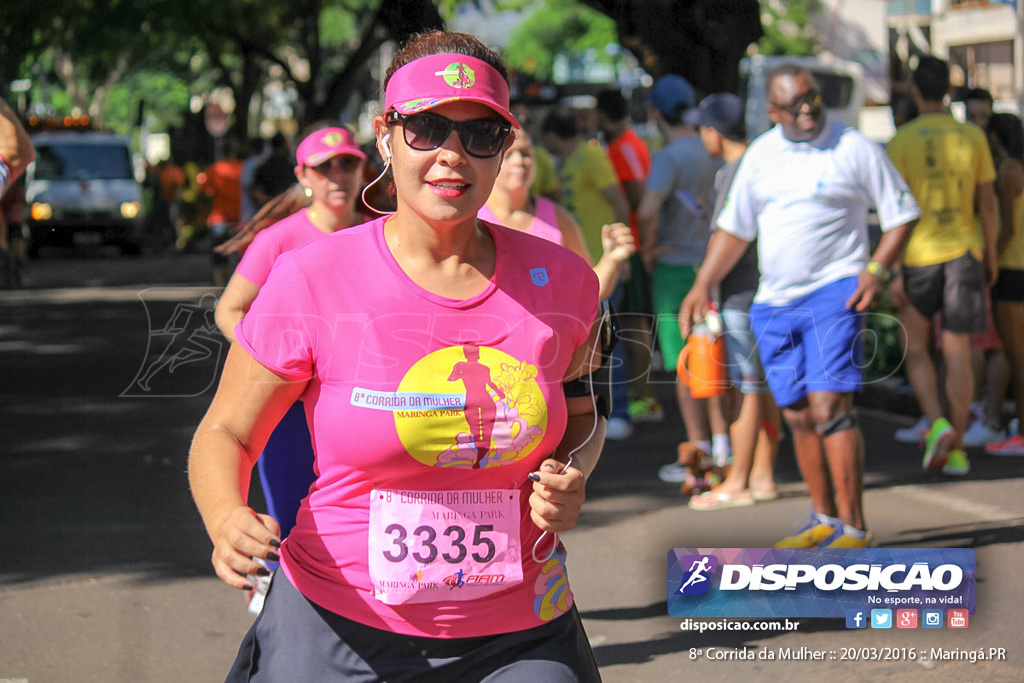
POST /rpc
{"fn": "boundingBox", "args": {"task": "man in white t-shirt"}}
[680,64,920,549]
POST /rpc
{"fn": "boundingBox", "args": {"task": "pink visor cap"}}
[296,127,366,167]
[384,54,520,129]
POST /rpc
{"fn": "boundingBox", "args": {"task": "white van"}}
[25,131,145,256]
[739,54,866,140]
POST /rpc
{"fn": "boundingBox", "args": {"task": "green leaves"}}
[504,0,618,80]
[757,0,823,56]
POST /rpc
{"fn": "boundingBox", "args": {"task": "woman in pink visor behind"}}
[189,31,605,681]
[213,122,367,611]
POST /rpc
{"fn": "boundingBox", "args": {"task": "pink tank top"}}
[478,197,564,246]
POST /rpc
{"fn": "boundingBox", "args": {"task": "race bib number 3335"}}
[368,488,523,605]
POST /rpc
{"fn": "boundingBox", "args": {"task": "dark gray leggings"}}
[227,571,602,682]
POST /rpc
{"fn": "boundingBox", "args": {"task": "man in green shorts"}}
[637,75,728,474]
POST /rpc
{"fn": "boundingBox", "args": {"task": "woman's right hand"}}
[678,282,711,339]
[210,506,282,590]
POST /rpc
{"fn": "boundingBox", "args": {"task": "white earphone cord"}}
[360,156,395,216]
[531,307,607,563]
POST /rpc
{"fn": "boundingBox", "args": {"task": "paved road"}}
[1,252,1022,682]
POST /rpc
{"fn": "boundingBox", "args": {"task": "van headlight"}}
[120,201,142,219]
[31,202,53,221]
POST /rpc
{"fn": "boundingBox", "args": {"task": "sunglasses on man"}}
[769,89,823,118]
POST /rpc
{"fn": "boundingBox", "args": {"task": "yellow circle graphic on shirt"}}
[395,345,547,469]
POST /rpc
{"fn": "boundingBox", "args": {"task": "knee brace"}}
[815,409,859,438]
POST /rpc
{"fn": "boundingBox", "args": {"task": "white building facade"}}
[890,0,1023,112]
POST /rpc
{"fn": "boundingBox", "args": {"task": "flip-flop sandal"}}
[687,490,756,511]
[752,489,778,501]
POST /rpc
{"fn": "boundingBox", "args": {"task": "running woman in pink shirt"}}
[189,31,606,681]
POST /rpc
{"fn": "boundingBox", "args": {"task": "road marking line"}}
[890,484,1023,522]
[858,406,916,425]
[0,286,220,305]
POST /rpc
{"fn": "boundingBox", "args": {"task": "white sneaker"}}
[962,420,1005,447]
[605,417,634,441]
[658,462,691,483]
[894,416,929,443]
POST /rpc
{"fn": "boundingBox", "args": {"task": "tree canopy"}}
[2,0,766,146]
[503,0,620,82]
[757,0,823,57]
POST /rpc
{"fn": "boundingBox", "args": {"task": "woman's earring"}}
[303,186,313,198]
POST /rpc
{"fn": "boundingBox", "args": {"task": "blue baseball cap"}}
[647,75,695,117]
[685,93,746,140]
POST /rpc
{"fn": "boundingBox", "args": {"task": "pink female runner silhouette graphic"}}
[448,344,506,468]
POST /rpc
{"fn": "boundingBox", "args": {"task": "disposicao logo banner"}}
[668,548,975,618]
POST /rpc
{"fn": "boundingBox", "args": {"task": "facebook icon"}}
[845,609,867,629]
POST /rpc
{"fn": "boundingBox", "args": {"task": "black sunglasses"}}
[770,90,822,117]
[309,156,362,175]
[390,111,512,159]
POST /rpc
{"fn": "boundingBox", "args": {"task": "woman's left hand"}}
[528,458,586,533]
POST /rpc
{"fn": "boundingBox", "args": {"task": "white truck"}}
[25,131,145,256]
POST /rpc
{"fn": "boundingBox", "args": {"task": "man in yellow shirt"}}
[541,108,630,262]
[887,55,999,477]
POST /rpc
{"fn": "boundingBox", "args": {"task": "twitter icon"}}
[871,609,892,629]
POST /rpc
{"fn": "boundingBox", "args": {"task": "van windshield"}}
[33,144,134,181]
[811,72,855,109]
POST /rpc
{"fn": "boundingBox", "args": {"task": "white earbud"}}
[381,133,392,160]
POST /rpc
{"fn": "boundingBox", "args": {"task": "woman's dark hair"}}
[541,108,578,140]
[214,185,309,256]
[961,87,993,107]
[384,31,509,91]
[989,112,1024,162]
[595,89,629,122]
[890,92,918,128]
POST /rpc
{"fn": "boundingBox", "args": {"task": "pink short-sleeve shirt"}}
[237,216,598,638]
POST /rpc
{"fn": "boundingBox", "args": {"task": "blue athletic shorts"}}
[721,308,768,394]
[749,277,864,408]
[258,401,316,542]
